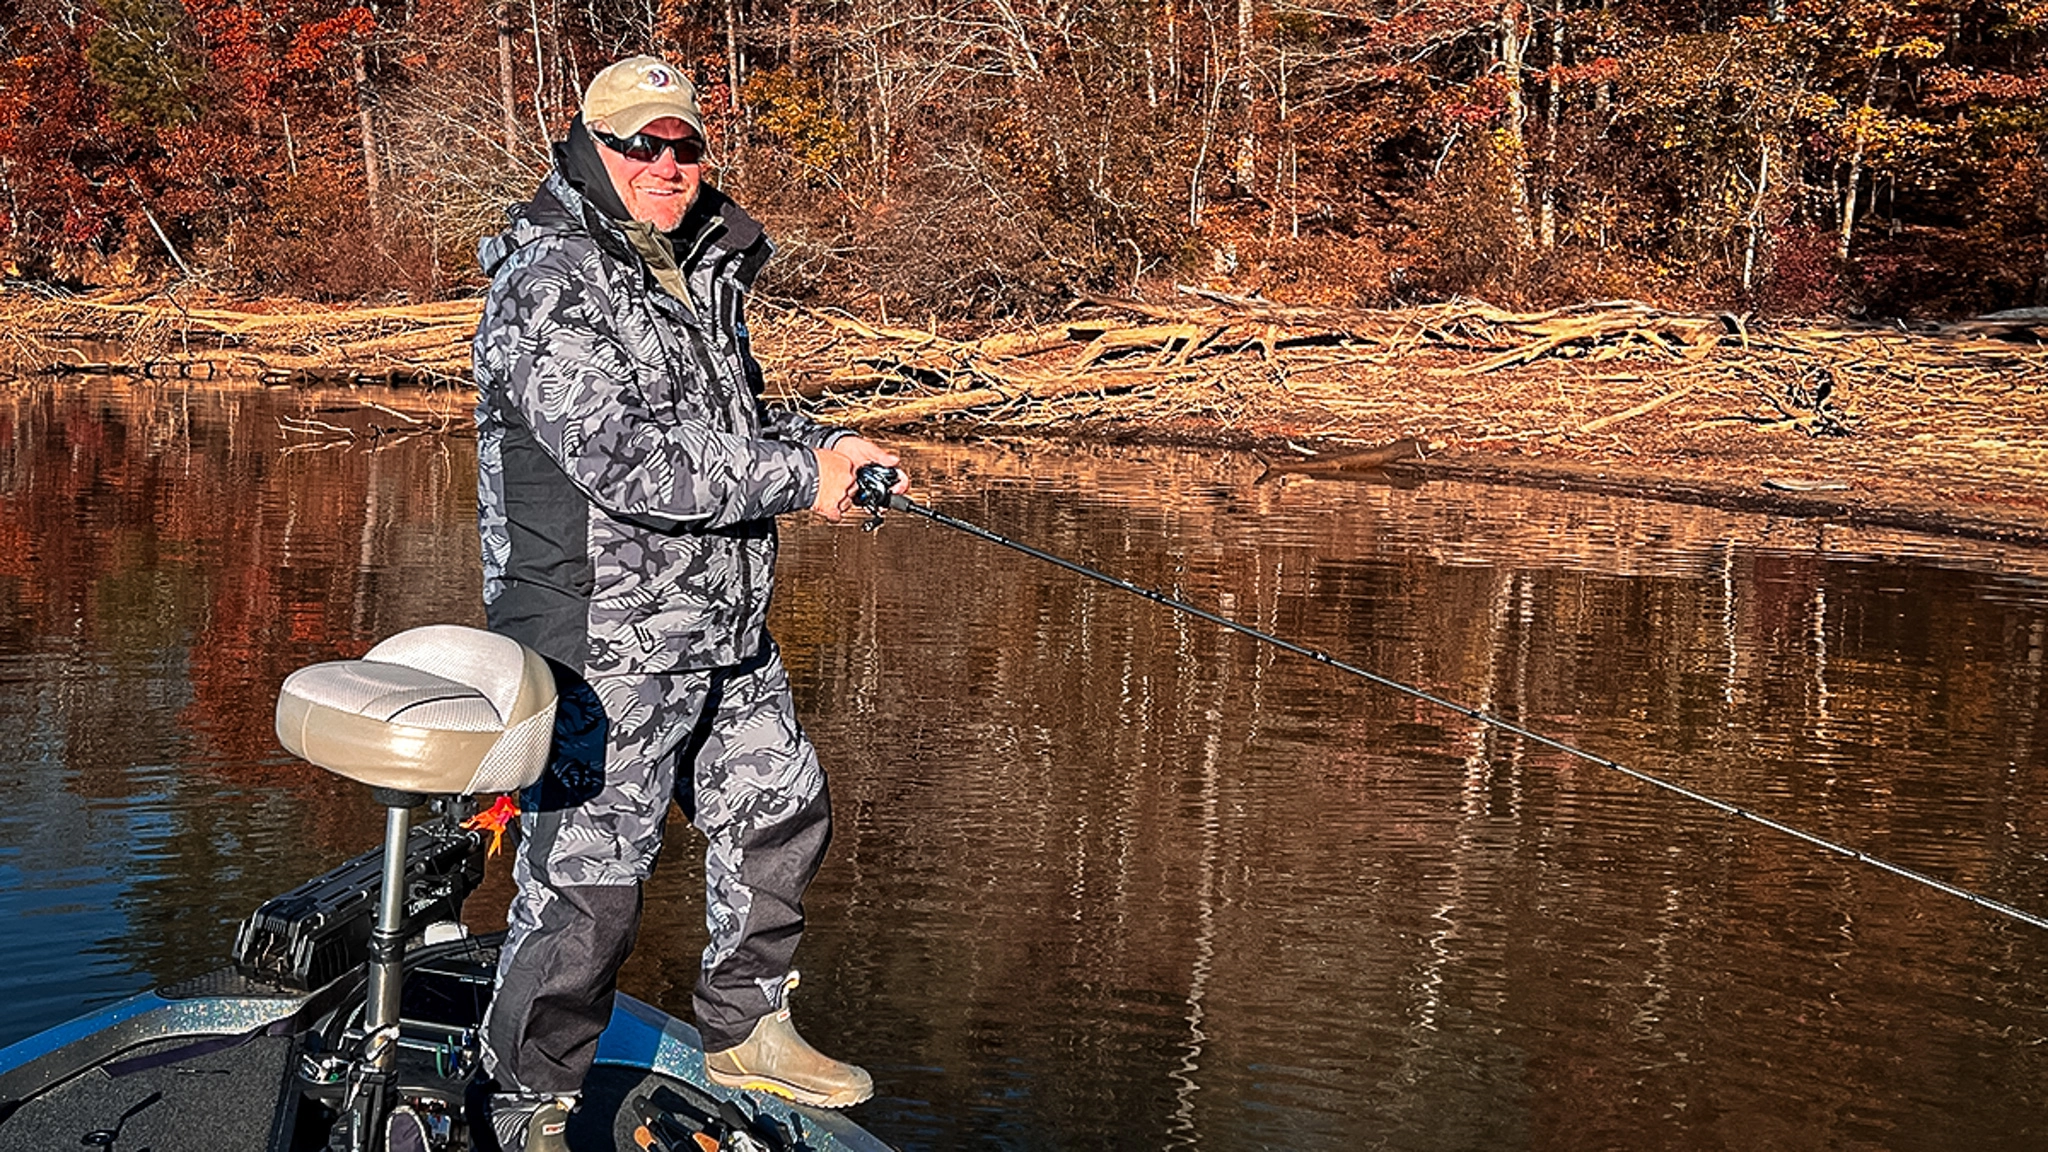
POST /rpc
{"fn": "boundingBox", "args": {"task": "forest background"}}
[4,0,2045,321]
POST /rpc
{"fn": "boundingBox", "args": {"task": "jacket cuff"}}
[733,438,821,521]
[788,442,824,513]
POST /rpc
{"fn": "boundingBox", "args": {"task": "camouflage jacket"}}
[473,168,844,674]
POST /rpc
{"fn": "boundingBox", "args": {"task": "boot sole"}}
[705,1067,873,1109]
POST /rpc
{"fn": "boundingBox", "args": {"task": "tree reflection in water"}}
[2,380,2046,1150]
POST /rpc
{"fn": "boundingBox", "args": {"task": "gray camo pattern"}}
[482,647,829,1087]
[473,166,842,1091]
[473,169,842,673]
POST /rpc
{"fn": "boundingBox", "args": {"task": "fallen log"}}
[1258,437,1427,476]
[259,365,464,389]
[46,361,135,377]
[833,364,1190,429]
[1570,383,1700,436]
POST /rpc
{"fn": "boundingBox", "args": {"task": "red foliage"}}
[1923,66,2048,106]
[1540,57,1622,91]
[0,10,140,263]
[285,7,375,73]
[182,0,275,107]
[180,0,371,111]
[1,0,2042,314]
[1759,225,1842,316]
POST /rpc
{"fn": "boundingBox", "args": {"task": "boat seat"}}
[275,624,557,796]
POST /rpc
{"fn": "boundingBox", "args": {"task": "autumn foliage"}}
[3,0,2043,318]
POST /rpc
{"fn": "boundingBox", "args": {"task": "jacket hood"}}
[477,136,766,281]
[557,114,634,222]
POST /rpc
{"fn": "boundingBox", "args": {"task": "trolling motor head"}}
[852,464,906,531]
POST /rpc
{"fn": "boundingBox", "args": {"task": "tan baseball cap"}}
[582,55,707,142]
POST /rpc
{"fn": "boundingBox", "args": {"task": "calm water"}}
[3,380,2047,1150]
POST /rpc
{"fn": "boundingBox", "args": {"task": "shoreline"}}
[8,288,2046,549]
[906,422,2048,552]
[1418,453,2048,550]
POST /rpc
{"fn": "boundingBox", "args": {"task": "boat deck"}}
[0,940,881,1152]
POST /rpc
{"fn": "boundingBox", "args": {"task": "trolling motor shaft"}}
[848,463,2048,934]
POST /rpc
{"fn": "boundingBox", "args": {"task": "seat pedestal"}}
[272,625,558,1152]
[365,788,427,1073]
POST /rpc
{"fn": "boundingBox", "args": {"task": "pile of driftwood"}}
[9,288,2045,463]
[13,292,476,388]
[750,289,2048,450]
[756,294,1753,433]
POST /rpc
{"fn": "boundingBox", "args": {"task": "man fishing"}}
[470,53,904,1151]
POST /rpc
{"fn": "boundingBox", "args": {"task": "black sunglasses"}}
[594,128,706,165]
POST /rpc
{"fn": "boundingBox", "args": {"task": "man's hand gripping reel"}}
[853,464,908,531]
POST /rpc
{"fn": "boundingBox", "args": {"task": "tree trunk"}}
[1742,140,1769,293]
[1837,29,1887,264]
[496,4,521,155]
[1498,0,1532,249]
[1272,43,1291,238]
[1593,0,1610,116]
[1538,0,1561,249]
[1144,26,1159,107]
[1838,152,1865,263]
[527,0,549,143]
[561,25,581,115]
[0,160,16,235]
[1165,0,1179,97]
[1232,0,1255,191]
[127,176,192,277]
[1190,43,1225,228]
[354,47,382,224]
[725,0,744,121]
[868,44,893,203]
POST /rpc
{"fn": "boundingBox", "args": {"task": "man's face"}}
[593,115,704,232]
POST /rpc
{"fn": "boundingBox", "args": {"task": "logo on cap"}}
[642,65,677,89]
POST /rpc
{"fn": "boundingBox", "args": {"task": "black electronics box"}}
[232,818,485,990]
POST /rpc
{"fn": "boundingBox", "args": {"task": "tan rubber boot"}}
[705,972,873,1109]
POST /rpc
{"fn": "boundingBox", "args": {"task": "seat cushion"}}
[279,662,506,731]
[275,625,557,795]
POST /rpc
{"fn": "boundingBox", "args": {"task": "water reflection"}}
[2,381,2047,1149]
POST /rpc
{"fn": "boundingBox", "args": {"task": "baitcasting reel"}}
[852,464,904,531]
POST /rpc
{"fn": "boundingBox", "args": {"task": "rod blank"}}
[884,492,2048,934]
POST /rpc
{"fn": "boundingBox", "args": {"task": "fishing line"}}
[852,466,2048,933]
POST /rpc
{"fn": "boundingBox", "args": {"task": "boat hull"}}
[0,941,889,1152]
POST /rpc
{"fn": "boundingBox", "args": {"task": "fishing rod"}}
[850,464,2048,933]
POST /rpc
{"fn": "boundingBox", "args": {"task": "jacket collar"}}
[481,157,771,290]
[543,119,765,269]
